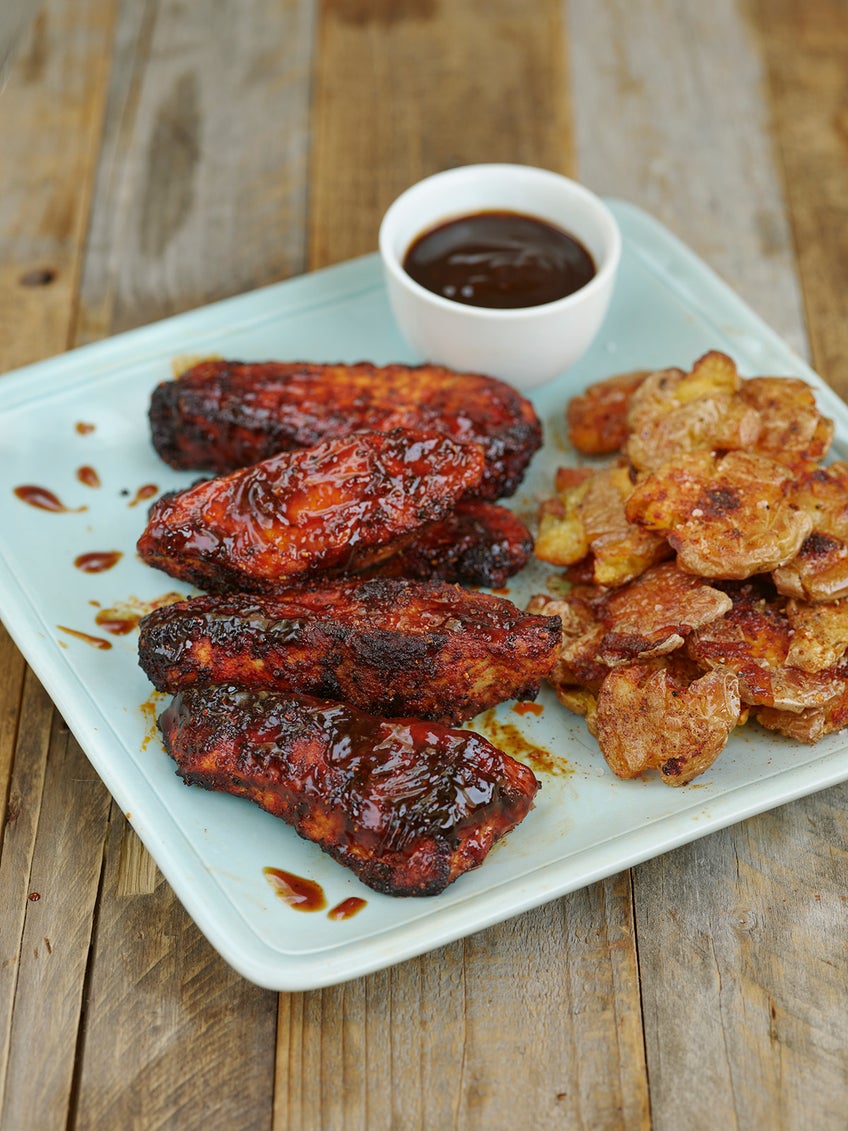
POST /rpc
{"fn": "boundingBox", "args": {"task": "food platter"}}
[2,201,848,991]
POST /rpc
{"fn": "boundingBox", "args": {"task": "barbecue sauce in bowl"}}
[402,210,596,310]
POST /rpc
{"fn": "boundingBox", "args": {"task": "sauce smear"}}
[77,465,101,488]
[95,609,138,636]
[403,210,595,309]
[327,897,367,921]
[512,702,544,717]
[14,486,87,513]
[92,592,184,635]
[57,626,112,650]
[75,551,122,574]
[263,867,327,911]
[129,483,158,507]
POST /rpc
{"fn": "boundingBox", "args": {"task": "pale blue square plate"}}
[1,202,846,990]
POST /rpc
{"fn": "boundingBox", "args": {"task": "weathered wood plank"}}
[1,720,111,1131]
[0,672,62,1116]
[74,0,318,343]
[567,0,809,358]
[308,0,574,269]
[0,0,117,371]
[0,624,27,847]
[284,4,650,1128]
[69,1,318,1125]
[749,0,848,397]
[568,1,848,1126]
[636,796,848,1129]
[0,4,119,1127]
[276,879,648,1131]
[73,811,278,1131]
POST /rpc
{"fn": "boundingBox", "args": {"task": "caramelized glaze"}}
[159,686,539,896]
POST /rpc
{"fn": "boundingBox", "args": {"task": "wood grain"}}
[0,674,68,1120]
[0,0,117,371]
[74,0,318,343]
[567,0,808,357]
[0,721,111,1131]
[0,5,118,1126]
[73,812,278,1131]
[276,879,648,1131]
[0,624,27,847]
[749,0,848,397]
[637,796,848,1130]
[308,0,573,269]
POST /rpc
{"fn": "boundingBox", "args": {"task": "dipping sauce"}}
[402,210,596,310]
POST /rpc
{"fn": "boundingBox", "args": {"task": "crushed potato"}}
[532,350,847,785]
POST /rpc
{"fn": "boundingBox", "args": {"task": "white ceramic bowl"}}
[379,164,621,391]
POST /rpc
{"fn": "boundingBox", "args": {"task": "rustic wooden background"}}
[0,1,846,1128]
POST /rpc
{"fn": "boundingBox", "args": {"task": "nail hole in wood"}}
[19,267,57,287]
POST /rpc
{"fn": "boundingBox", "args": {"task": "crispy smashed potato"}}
[773,462,848,601]
[739,377,834,472]
[534,470,592,565]
[566,370,651,454]
[785,598,848,672]
[755,682,848,744]
[627,354,761,473]
[596,561,732,665]
[592,656,742,786]
[625,450,812,578]
[527,592,609,689]
[686,579,845,711]
[534,463,669,586]
[532,351,847,785]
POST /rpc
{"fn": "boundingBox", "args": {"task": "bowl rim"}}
[378,163,622,322]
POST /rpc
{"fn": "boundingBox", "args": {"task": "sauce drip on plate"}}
[74,551,122,574]
[327,896,367,921]
[263,867,327,911]
[77,465,101,488]
[14,485,87,514]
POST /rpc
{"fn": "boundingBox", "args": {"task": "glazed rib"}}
[136,428,484,592]
[138,578,562,724]
[361,500,533,588]
[149,359,543,500]
[158,685,540,896]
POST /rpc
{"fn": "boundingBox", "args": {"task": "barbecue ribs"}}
[138,578,561,724]
[158,685,540,896]
[149,359,543,500]
[350,500,533,588]
[136,428,484,592]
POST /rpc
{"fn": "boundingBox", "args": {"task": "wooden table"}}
[1,2,847,1127]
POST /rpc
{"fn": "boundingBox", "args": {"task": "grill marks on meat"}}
[136,428,485,592]
[159,685,539,896]
[149,359,543,501]
[138,579,561,724]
